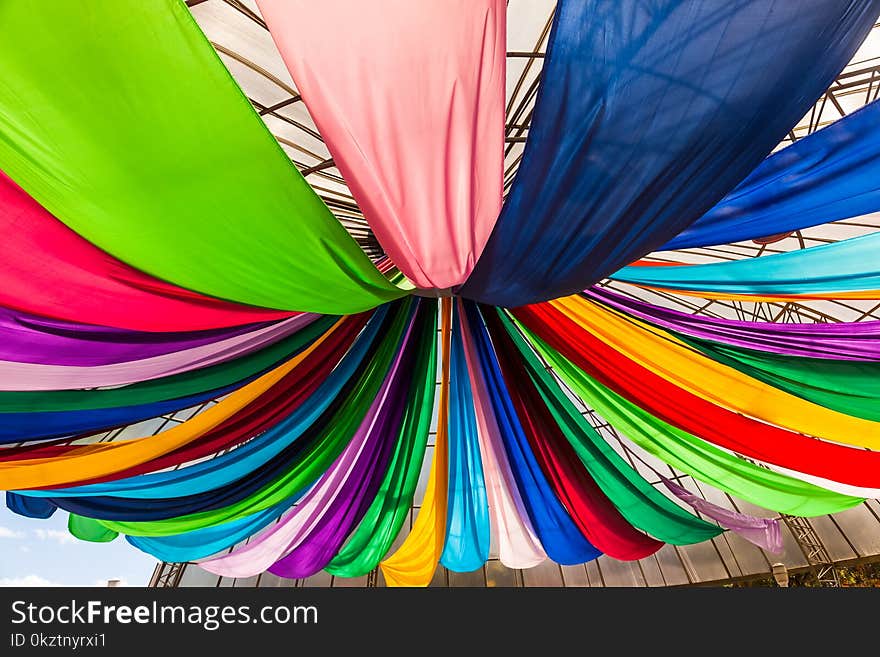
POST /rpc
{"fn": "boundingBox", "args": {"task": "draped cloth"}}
[0,1,399,314]
[517,321,863,516]
[514,303,880,489]
[460,304,547,569]
[0,314,318,391]
[664,99,880,250]
[381,298,452,587]
[257,0,505,290]
[613,231,880,300]
[461,0,880,306]
[588,288,880,361]
[198,306,417,578]
[661,478,783,553]
[0,172,293,332]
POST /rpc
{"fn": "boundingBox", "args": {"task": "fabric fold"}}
[257,0,505,290]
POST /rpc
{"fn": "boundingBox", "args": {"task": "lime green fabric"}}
[498,310,722,545]
[517,322,862,517]
[0,1,401,313]
[69,514,119,543]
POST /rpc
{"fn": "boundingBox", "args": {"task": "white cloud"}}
[0,526,25,539]
[0,575,64,587]
[33,529,77,545]
[19,545,30,553]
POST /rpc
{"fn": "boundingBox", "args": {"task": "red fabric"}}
[485,310,663,560]
[3,314,368,487]
[0,171,295,331]
[514,303,880,489]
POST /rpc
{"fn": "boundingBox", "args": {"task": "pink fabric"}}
[257,0,505,290]
[459,301,546,568]
[0,314,317,391]
[0,171,295,331]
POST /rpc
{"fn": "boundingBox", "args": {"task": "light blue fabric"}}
[439,303,490,572]
[125,497,297,563]
[665,99,880,250]
[18,306,388,500]
[461,0,880,306]
[613,231,880,297]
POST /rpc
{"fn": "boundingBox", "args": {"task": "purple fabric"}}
[0,314,318,391]
[587,287,880,361]
[662,477,783,554]
[0,305,275,366]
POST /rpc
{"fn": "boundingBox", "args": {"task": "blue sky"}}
[0,506,156,587]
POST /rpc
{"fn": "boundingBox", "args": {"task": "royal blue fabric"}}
[464,301,600,565]
[613,230,880,296]
[126,497,297,563]
[439,302,490,573]
[6,492,56,519]
[665,99,880,250]
[461,0,880,306]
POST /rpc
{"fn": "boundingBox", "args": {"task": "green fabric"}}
[518,322,863,517]
[0,317,337,413]
[69,513,119,543]
[97,301,414,537]
[0,1,402,313]
[326,302,436,577]
[497,311,722,545]
[678,334,880,422]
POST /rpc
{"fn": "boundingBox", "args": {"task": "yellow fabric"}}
[552,296,880,450]
[0,318,347,490]
[381,297,450,587]
[620,282,880,302]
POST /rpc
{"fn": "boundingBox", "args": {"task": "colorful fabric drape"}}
[588,287,880,361]
[461,0,880,306]
[0,314,319,392]
[4,1,880,586]
[613,231,880,300]
[664,99,880,250]
[0,172,295,332]
[256,0,504,291]
[0,1,400,314]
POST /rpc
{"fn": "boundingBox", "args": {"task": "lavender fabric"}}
[587,287,880,361]
[0,305,275,366]
[662,477,783,554]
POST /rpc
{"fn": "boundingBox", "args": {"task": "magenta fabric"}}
[587,287,880,361]
[257,0,505,291]
[0,171,294,331]
[0,314,318,391]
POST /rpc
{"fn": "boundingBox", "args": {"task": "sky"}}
[0,505,157,587]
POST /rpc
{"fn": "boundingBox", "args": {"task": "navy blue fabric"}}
[664,99,880,250]
[461,0,880,306]
[6,492,56,519]
[463,301,600,565]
